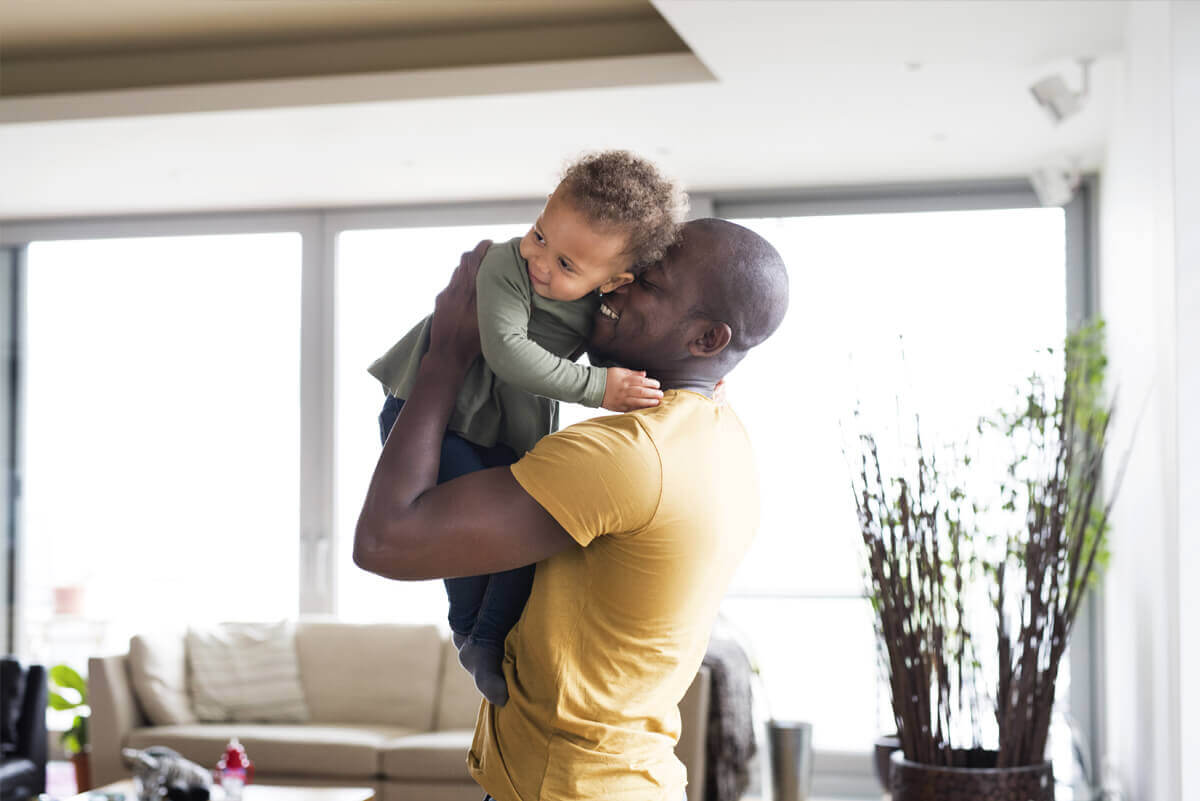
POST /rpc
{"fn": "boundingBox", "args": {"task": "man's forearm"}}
[354,351,467,564]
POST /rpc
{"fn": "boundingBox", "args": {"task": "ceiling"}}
[2,0,658,53]
[0,0,685,95]
[0,0,1128,220]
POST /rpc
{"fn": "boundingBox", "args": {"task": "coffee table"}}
[68,781,375,801]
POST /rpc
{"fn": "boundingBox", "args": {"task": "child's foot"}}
[458,639,509,706]
[452,631,468,650]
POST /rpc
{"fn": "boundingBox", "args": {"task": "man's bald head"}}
[585,217,788,389]
[680,218,789,365]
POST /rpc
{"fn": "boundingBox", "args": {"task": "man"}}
[354,218,789,801]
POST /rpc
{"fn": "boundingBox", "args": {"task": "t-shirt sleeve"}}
[476,244,608,407]
[509,414,662,546]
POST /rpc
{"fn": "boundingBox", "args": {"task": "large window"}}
[4,190,1085,795]
[718,208,1067,752]
[334,223,527,622]
[19,233,302,668]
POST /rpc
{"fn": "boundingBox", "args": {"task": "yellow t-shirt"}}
[468,390,760,801]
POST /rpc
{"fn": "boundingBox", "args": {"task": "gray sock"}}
[458,639,509,706]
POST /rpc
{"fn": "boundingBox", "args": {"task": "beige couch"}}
[90,621,711,801]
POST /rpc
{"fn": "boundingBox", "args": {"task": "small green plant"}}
[48,664,89,754]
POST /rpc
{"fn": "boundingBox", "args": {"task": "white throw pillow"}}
[186,621,310,723]
[128,633,197,726]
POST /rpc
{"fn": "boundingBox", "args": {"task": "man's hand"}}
[428,240,491,370]
[602,367,664,412]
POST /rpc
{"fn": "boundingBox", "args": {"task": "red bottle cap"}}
[220,738,251,770]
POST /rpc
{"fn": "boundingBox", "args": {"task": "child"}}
[370,150,688,705]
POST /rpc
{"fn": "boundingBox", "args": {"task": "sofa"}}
[90,621,711,801]
[0,658,48,801]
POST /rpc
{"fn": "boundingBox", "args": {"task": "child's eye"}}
[533,230,545,245]
[559,259,573,272]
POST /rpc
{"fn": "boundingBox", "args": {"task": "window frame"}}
[0,181,1096,799]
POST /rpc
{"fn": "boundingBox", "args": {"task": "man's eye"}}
[638,276,655,289]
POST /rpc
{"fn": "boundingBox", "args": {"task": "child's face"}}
[519,189,635,302]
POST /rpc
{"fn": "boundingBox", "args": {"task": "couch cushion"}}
[126,722,414,779]
[295,622,442,730]
[187,622,310,723]
[432,638,482,731]
[380,731,474,782]
[128,632,197,726]
[380,779,482,801]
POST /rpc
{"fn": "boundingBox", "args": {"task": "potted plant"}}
[48,663,92,792]
[850,322,1117,801]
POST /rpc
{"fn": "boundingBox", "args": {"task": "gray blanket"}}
[701,628,758,801]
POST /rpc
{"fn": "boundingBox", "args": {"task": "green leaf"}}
[61,730,80,754]
[49,664,87,702]
[48,690,80,711]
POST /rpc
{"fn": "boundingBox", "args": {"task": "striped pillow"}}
[186,621,310,723]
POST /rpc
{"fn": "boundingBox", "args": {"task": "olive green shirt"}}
[368,237,607,455]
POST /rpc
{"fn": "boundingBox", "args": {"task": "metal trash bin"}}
[769,719,813,801]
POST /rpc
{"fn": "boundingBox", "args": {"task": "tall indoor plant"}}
[48,663,92,792]
[851,322,1116,801]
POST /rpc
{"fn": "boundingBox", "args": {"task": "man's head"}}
[587,218,788,388]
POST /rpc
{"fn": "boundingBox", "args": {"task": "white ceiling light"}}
[1029,58,1093,124]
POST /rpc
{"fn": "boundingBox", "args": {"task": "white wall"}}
[1098,2,1198,799]
[1172,3,1200,800]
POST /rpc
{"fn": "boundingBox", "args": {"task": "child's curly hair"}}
[557,150,688,271]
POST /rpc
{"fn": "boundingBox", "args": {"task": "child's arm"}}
[477,249,661,411]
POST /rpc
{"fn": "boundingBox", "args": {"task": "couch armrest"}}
[89,654,146,787]
[18,663,48,796]
[676,665,711,801]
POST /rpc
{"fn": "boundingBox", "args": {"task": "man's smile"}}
[598,301,620,321]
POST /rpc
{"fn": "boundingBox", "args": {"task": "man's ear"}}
[688,321,732,358]
[598,272,635,294]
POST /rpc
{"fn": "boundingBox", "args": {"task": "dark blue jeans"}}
[379,394,534,651]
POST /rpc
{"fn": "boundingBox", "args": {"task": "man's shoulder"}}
[630,390,754,470]
[544,410,655,454]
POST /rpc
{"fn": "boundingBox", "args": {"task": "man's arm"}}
[353,241,575,581]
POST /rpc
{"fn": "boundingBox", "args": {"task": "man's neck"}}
[658,377,717,398]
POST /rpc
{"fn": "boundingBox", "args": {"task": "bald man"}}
[355,218,789,801]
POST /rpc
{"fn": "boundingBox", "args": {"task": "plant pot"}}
[72,749,93,792]
[873,734,902,791]
[890,748,1053,801]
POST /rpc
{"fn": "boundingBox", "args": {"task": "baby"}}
[370,150,688,705]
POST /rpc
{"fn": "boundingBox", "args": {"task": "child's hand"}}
[602,367,664,412]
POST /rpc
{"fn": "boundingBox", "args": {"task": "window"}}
[19,233,302,667]
[717,208,1067,752]
[5,191,1087,795]
[333,223,527,623]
